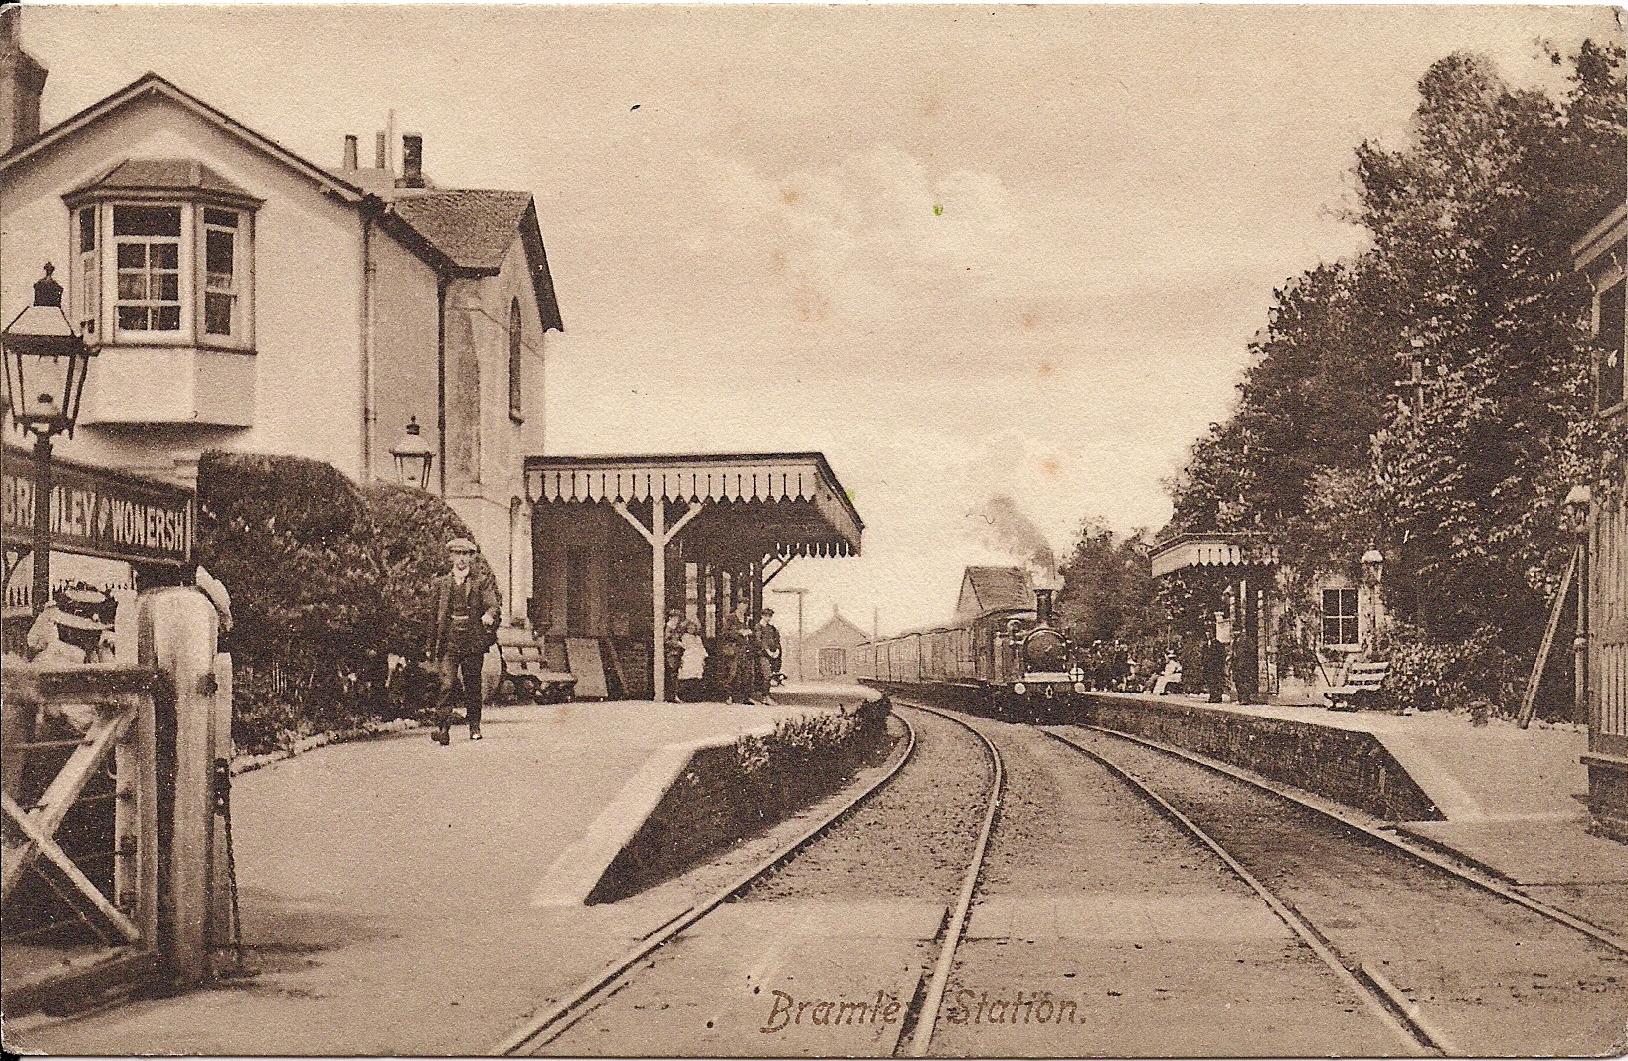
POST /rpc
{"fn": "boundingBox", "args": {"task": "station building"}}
[0,14,559,617]
[787,608,871,682]
[1573,200,1628,840]
[1149,533,1386,704]
[1,14,864,696]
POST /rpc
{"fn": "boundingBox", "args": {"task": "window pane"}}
[152,242,179,269]
[118,306,149,330]
[118,273,148,300]
[117,243,147,268]
[205,292,234,336]
[153,305,180,330]
[206,229,235,278]
[78,208,96,252]
[203,208,239,228]
[113,205,181,237]
[156,273,180,302]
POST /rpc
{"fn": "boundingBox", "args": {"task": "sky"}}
[15,3,1624,635]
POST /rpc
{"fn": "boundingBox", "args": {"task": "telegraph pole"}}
[771,586,808,681]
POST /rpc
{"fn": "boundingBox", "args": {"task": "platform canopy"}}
[523,452,863,558]
[1148,532,1278,579]
[522,453,863,701]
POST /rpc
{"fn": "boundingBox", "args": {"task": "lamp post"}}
[388,416,435,489]
[1565,484,1593,724]
[1361,547,1384,648]
[2,264,99,614]
[771,586,808,682]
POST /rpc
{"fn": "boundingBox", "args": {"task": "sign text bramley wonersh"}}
[2,444,193,566]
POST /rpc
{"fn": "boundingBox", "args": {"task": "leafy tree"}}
[1056,521,1162,647]
[1163,42,1626,710]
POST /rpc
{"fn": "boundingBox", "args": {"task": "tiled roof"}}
[964,566,1033,611]
[389,190,535,271]
[68,157,258,201]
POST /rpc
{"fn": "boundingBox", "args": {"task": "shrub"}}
[361,480,490,662]
[1377,623,1533,715]
[197,451,388,687]
[591,700,895,901]
[199,452,496,752]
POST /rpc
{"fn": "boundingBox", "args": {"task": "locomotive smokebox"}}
[1034,587,1054,624]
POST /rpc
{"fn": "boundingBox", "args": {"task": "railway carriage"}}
[858,573,1085,719]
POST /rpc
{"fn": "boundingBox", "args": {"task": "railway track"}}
[497,700,1005,1057]
[1059,719,1628,954]
[900,698,1434,1057]
[499,696,1626,1057]
[1042,721,1628,1057]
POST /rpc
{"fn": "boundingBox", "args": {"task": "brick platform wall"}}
[1584,754,1628,841]
[1078,694,1444,822]
[588,711,894,904]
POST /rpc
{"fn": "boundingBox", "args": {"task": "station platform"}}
[6,691,866,1055]
[1115,694,1627,935]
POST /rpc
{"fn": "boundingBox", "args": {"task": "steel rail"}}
[889,699,1005,1058]
[493,708,920,1055]
[1044,728,1441,1057]
[1067,721,1628,956]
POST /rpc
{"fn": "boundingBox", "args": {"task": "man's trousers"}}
[436,651,485,732]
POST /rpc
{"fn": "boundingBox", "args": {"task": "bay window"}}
[66,190,256,350]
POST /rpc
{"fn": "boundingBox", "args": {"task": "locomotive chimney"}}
[1033,587,1054,624]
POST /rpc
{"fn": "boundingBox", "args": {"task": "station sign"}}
[2,444,193,566]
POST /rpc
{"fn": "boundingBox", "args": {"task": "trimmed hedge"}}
[197,451,487,754]
[589,699,894,903]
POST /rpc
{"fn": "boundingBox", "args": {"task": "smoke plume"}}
[972,494,1058,586]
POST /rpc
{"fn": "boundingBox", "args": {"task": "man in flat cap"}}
[428,538,501,744]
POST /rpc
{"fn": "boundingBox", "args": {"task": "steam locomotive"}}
[855,586,1085,719]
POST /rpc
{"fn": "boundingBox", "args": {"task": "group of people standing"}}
[664,606,782,705]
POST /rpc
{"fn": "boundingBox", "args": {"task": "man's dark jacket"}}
[429,569,502,660]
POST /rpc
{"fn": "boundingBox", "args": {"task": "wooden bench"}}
[496,633,577,704]
[1327,660,1389,712]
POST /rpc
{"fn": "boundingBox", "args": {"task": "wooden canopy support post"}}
[613,499,704,702]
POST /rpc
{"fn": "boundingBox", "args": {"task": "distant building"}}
[787,608,870,681]
[0,9,562,618]
[1573,201,1627,841]
[954,566,1033,623]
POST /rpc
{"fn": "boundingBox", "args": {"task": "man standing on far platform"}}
[429,538,501,745]
[756,608,782,706]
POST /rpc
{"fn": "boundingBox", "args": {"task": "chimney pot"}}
[342,134,359,170]
[374,130,387,170]
[0,7,49,155]
[401,132,424,189]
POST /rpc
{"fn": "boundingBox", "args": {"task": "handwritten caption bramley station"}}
[2,444,192,567]
[761,988,1085,1033]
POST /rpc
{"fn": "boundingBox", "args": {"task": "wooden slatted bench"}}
[1327,660,1389,712]
[496,633,577,704]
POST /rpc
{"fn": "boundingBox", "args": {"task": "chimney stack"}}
[342,134,359,170]
[401,132,424,189]
[1033,587,1055,625]
[374,130,388,170]
[0,6,49,155]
